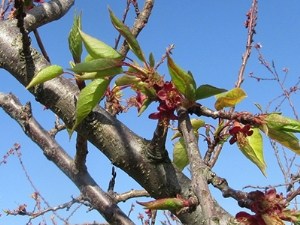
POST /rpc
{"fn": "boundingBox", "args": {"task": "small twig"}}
[0,0,12,20]
[12,144,68,223]
[114,0,131,50]
[48,115,66,137]
[33,29,51,63]
[154,44,175,70]
[236,0,258,88]
[6,196,86,219]
[150,209,157,225]
[114,189,149,203]
[131,0,140,17]
[107,166,117,193]
[188,103,264,126]
[202,0,258,167]
[204,0,259,167]
[119,0,154,56]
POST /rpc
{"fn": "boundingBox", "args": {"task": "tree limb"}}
[0,92,134,225]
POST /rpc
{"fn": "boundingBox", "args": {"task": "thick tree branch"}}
[24,0,75,31]
[177,107,220,224]
[0,92,134,225]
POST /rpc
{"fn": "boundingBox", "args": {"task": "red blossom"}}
[236,189,292,225]
[229,123,253,144]
[149,81,182,121]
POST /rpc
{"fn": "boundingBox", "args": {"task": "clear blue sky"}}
[1,1,300,224]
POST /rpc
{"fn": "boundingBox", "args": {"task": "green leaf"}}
[79,29,122,59]
[236,128,266,176]
[191,118,206,130]
[261,127,300,154]
[214,88,247,110]
[26,65,63,89]
[149,52,155,67]
[79,68,123,80]
[115,75,140,86]
[259,114,300,154]
[138,98,152,116]
[173,137,189,171]
[172,118,205,140]
[135,82,156,98]
[264,113,300,133]
[108,8,146,62]
[71,78,110,135]
[68,13,82,63]
[137,197,185,211]
[195,84,227,100]
[167,55,196,101]
[71,58,123,74]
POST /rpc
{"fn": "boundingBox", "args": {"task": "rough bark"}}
[0,1,239,224]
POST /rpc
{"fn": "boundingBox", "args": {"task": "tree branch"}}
[24,0,75,31]
[0,92,134,225]
[177,107,218,223]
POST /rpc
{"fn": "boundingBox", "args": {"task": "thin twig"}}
[108,166,117,193]
[155,44,175,70]
[131,0,140,17]
[33,29,51,63]
[235,0,258,88]
[114,0,131,50]
[114,189,149,203]
[202,1,258,167]
[14,143,68,223]
[119,0,154,56]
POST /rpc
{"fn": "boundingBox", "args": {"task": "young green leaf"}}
[138,98,152,116]
[26,65,63,89]
[79,29,123,59]
[137,197,187,211]
[236,128,266,176]
[260,127,300,154]
[71,78,110,135]
[149,52,155,67]
[214,88,247,110]
[173,137,189,171]
[195,84,227,100]
[78,67,123,80]
[115,75,141,86]
[172,118,205,140]
[264,113,300,133]
[68,13,82,63]
[167,55,196,101]
[108,8,146,62]
[71,58,123,74]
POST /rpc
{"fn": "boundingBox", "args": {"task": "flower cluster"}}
[105,86,125,115]
[148,81,182,121]
[236,189,300,225]
[228,123,253,144]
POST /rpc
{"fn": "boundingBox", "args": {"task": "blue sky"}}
[1,1,300,224]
